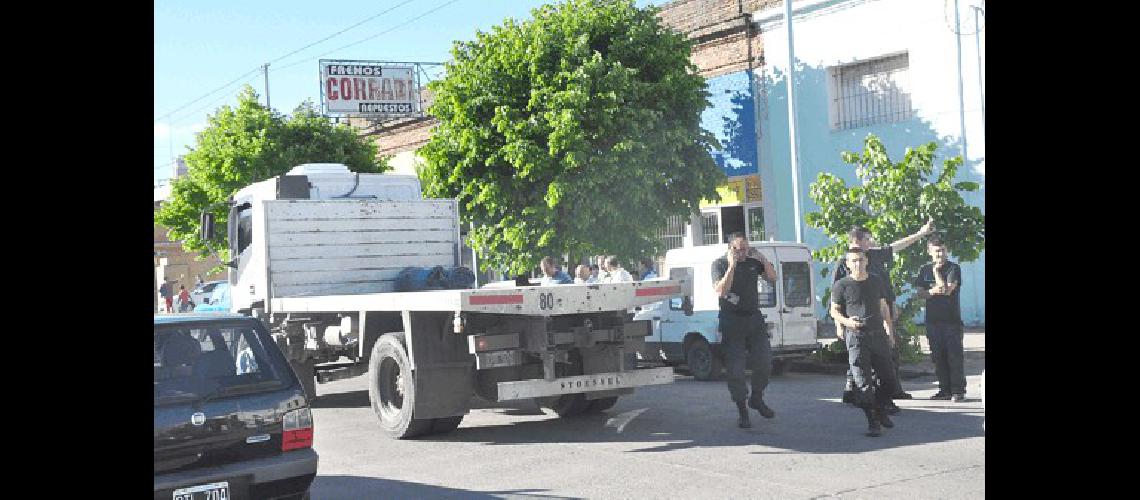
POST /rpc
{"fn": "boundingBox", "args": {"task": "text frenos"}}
[320,62,416,115]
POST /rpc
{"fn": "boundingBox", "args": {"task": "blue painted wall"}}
[757,64,985,326]
[701,71,758,177]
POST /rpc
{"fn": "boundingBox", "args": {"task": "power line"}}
[267,0,418,65]
[166,74,263,127]
[156,0,420,126]
[275,0,463,72]
[154,67,262,123]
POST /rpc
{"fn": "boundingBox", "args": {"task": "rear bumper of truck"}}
[495,366,674,401]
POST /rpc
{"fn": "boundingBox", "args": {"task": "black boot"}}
[875,406,894,428]
[749,396,775,419]
[736,401,752,428]
[863,407,881,437]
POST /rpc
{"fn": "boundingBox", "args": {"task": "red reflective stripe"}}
[469,294,524,305]
[635,285,680,297]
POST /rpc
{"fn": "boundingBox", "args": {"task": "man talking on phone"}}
[712,232,778,429]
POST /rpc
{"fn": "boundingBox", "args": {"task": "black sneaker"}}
[737,401,752,428]
[749,397,775,418]
[893,391,914,400]
[952,393,967,403]
[930,391,952,400]
[842,390,857,405]
[884,402,901,415]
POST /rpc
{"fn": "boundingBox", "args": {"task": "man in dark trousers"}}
[831,248,900,437]
[835,220,935,406]
[712,232,778,428]
[914,238,967,402]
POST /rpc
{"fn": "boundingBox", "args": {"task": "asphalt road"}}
[308,358,984,499]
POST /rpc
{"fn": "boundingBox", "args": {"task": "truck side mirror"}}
[200,212,216,242]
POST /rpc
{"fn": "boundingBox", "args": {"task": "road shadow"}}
[311,475,578,499]
[424,371,982,455]
[311,389,370,409]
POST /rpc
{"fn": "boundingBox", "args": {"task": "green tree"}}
[419,0,724,274]
[805,134,985,361]
[155,85,387,258]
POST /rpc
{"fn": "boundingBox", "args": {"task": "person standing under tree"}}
[913,238,967,402]
[831,248,900,437]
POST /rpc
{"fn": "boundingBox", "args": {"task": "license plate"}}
[173,481,229,500]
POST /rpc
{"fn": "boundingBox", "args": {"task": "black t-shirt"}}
[831,274,888,330]
[712,256,765,316]
[833,246,895,302]
[913,262,962,324]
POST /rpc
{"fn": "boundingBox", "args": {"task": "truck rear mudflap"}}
[494,366,674,401]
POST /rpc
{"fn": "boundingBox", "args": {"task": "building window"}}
[830,53,912,130]
[657,215,686,253]
[746,206,765,241]
[701,212,721,245]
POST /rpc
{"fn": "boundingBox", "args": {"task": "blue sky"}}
[154,0,663,185]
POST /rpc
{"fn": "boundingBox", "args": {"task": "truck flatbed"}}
[270,279,688,315]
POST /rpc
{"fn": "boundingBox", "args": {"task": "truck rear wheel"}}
[585,396,619,413]
[368,333,433,439]
[543,393,591,417]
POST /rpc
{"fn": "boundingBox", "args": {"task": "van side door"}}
[754,247,780,346]
[775,247,816,350]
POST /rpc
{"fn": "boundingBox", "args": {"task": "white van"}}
[633,241,820,380]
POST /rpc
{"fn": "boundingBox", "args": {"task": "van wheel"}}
[771,358,788,376]
[686,338,723,381]
[369,332,433,439]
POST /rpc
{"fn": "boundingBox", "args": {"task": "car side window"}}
[236,207,253,254]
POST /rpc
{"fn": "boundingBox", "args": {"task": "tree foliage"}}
[419,0,725,274]
[805,134,985,359]
[155,85,387,257]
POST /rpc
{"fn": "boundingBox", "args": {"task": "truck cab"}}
[633,241,819,379]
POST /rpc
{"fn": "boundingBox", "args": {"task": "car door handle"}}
[780,307,791,313]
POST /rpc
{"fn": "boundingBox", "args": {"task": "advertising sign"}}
[320,61,418,116]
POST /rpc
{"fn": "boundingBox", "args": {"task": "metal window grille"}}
[657,215,686,252]
[701,213,721,245]
[832,53,912,130]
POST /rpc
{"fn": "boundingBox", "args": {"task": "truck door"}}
[228,202,256,312]
[775,247,816,349]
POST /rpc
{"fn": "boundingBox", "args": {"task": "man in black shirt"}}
[913,238,967,402]
[831,248,900,437]
[712,232,777,429]
[835,221,935,405]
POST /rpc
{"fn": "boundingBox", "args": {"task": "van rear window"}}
[782,262,812,307]
[154,323,290,407]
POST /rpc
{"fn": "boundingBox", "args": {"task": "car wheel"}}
[686,338,723,381]
[369,332,433,439]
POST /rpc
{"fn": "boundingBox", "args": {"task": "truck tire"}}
[292,359,317,401]
[368,332,433,439]
[686,338,723,381]
[545,393,591,417]
[585,396,619,413]
[431,416,464,434]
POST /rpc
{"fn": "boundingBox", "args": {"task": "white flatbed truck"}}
[201,164,693,438]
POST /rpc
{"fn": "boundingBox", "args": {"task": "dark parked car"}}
[154,314,317,500]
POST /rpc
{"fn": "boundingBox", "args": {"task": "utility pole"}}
[263,63,271,109]
[973,4,985,126]
[785,0,803,243]
[953,0,968,163]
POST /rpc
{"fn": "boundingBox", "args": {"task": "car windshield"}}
[154,322,288,406]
